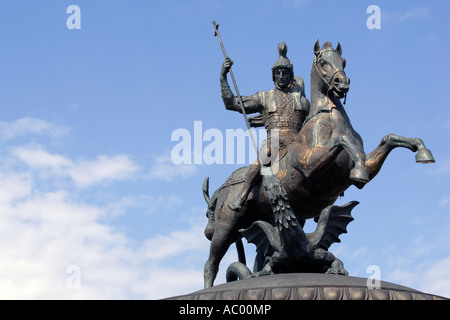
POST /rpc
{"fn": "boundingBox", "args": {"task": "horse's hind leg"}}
[204,225,237,288]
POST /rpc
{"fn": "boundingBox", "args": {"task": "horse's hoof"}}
[415,148,435,164]
[350,167,369,184]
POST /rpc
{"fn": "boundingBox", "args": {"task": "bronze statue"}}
[221,42,310,212]
[203,27,435,289]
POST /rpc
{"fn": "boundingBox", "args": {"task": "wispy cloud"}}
[282,0,309,9]
[149,153,198,181]
[69,154,138,187]
[139,224,206,261]
[103,194,182,218]
[439,195,450,208]
[0,118,206,299]
[0,117,70,141]
[383,6,431,24]
[428,156,450,175]
[0,176,206,298]
[387,256,450,298]
[418,256,450,298]
[382,231,450,298]
[10,144,138,188]
[173,0,221,17]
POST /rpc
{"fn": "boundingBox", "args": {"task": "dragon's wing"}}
[308,201,358,250]
[240,221,281,258]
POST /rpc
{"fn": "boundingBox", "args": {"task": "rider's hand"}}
[221,57,233,75]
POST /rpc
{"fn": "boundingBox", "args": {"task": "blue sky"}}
[0,0,449,299]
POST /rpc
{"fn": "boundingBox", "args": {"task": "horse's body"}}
[203,40,434,288]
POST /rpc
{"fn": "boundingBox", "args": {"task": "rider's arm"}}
[221,58,262,114]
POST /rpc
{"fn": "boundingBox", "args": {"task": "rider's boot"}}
[228,191,248,212]
[228,164,261,212]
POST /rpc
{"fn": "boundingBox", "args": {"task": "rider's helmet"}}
[272,42,294,82]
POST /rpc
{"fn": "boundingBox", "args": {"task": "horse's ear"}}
[336,42,342,55]
[314,39,320,56]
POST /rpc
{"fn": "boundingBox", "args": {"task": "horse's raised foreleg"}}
[299,138,344,180]
[299,127,368,185]
[366,133,435,180]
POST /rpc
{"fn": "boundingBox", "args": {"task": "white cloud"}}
[382,232,450,299]
[149,154,197,181]
[0,171,32,203]
[383,6,430,24]
[0,182,127,299]
[0,161,207,299]
[11,144,71,170]
[140,225,206,261]
[0,118,209,299]
[69,154,138,188]
[141,268,204,299]
[387,256,450,299]
[0,117,70,141]
[418,256,450,298]
[10,144,138,188]
[102,194,182,218]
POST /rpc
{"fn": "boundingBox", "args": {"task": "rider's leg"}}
[228,161,261,211]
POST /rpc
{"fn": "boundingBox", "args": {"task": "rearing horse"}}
[203,40,435,288]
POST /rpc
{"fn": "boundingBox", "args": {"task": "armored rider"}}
[221,42,310,211]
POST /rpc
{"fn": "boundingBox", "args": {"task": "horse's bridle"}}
[315,49,348,104]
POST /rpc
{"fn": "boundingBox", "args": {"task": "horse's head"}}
[312,40,350,101]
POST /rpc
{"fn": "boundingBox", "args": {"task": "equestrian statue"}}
[202,23,435,289]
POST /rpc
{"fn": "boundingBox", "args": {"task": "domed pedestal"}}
[167,273,447,300]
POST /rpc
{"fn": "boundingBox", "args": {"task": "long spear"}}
[212,21,260,161]
[212,21,295,228]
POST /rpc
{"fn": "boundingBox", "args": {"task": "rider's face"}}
[274,68,292,88]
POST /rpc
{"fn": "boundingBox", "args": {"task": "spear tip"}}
[212,21,219,36]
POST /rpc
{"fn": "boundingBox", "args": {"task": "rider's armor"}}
[259,81,307,131]
[220,42,310,212]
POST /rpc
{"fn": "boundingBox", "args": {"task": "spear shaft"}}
[212,21,260,160]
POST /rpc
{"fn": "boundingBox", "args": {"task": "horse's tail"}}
[202,177,210,203]
[203,177,215,240]
[235,239,247,265]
